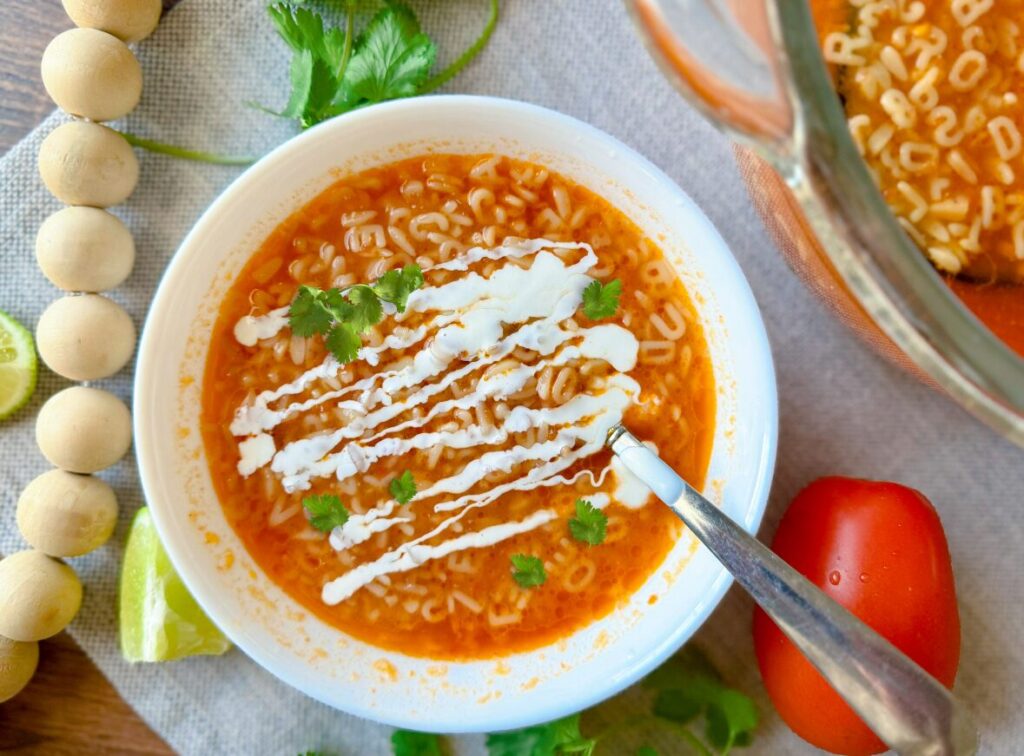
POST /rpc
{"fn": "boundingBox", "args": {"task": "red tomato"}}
[752,476,961,755]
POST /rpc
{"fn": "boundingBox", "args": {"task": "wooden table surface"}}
[0,2,173,753]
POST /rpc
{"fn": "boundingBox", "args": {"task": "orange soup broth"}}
[201,154,715,659]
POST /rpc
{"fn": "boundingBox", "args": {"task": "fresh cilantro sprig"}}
[302,493,350,531]
[510,554,546,588]
[582,279,622,320]
[568,499,607,546]
[389,470,417,504]
[288,264,423,363]
[116,0,499,162]
[391,730,442,756]
[270,0,499,130]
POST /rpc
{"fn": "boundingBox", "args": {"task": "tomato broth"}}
[201,154,714,659]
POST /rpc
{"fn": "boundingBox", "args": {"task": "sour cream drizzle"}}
[233,306,289,347]
[229,239,646,606]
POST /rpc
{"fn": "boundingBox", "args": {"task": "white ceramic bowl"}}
[135,95,777,733]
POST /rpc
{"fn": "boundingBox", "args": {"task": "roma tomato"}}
[753,477,960,755]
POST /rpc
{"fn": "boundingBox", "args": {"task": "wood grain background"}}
[1,1,173,753]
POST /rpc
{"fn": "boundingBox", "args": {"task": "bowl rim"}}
[134,93,778,732]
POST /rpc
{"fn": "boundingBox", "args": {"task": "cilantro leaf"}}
[302,494,350,532]
[289,285,336,336]
[636,748,659,756]
[325,323,362,363]
[325,290,355,322]
[705,690,758,751]
[345,3,437,103]
[389,470,417,504]
[372,264,424,312]
[345,285,384,333]
[568,499,607,546]
[510,554,546,588]
[486,714,595,756]
[645,646,758,755]
[268,3,354,128]
[391,729,442,756]
[581,279,622,320]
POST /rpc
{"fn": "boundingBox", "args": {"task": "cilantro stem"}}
[420,0,499,93]
[117,131,256,166]
[336,1,356,84]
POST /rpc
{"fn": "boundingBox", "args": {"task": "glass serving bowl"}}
[626,0,1024,446]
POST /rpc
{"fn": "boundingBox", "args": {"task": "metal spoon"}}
[607,424,978,756]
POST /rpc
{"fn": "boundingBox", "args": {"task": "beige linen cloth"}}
[1,1,1021,753]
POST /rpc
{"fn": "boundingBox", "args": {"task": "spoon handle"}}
[607,425,977,756]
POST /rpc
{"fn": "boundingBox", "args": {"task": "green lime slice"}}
[0,309,38,420]
[120,508,232,662]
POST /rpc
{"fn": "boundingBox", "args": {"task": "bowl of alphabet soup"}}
[135,96,777,731]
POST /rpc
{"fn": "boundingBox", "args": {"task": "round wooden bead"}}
[39,121,138,207]
[41,28,142,121]
[36,386,132,473]
[0,551,82,642]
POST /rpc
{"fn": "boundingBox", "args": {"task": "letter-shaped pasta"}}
[906,26,947,70]
[880,46,908,80]
[880,89,917,128]
[908,66,942,110]
[848,115,872,154]
[951,0,994,28]
[898,0,925,23]
[823,32,870,65]
[928,107,963,147]
[949,50,988,91]
[988,116,1023,161]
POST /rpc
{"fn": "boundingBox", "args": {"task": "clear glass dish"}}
[626,0,1024,446]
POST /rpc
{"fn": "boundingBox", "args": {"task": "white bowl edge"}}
[133,95,778,733]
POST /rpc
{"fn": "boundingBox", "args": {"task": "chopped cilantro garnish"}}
[568,499,607,546]
[345,285,384,333]
[372,265,425,313]
[302,494,350,532]
[288,285,343,336]
[389,470,417,504]
[287,265,423,364]
[391,729,442,756]
[585,278,622,319]
[510,554,546,588]
[324,323,362,363]
[581,278,622,320]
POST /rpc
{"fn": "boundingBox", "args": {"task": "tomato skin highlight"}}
[752,476,961,755]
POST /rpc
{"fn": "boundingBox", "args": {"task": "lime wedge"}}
[120,508,232,662]
[0,309,37,420]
